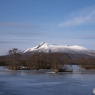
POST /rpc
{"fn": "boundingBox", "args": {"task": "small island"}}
[0,48,73,72]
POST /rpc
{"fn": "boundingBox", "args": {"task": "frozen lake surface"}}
[0,65,95,95]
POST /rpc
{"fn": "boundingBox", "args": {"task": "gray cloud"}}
[79,35,95,39]
[0,22,42,29]
[0,30,44,37]
[69,35,95,39]
[0,38,37,44]
[0,22,45,37]
[0,40,25,44]
[0,41,14,44]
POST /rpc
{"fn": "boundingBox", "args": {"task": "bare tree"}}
[7,48,21,70]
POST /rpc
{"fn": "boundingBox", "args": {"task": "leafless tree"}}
[7,48,21,70]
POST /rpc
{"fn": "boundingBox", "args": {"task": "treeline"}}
[1,48,95,71]
[0,56,6,66]
[79,57,95,69]
[5,48,72,72]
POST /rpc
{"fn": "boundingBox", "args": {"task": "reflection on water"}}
[0,65,95,95]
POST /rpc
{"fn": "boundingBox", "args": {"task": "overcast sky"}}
[0,0,95,55]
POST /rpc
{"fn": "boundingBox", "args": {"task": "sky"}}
[0,0,95,55]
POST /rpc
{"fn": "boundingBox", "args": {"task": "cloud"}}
[0,23,42,28]
[0,30,42,37]
[59,6,95,27]
[78,35,95,39]
[0,38,38,44]
[0,23,45,37]
[0,41,14,44]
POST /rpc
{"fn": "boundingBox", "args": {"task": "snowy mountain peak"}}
[35,42,49,49]
[23,42,89,53]
[22,42,95,58]
[23,42,49,53]
[39,42,45,46]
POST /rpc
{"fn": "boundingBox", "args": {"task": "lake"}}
[0,65,95,95]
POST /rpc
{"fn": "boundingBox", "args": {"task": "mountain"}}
[23,42,95,58]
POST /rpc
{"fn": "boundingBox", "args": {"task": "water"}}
[0,65,95,95]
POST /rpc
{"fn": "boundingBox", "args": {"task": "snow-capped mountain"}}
[23,42,95,58]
